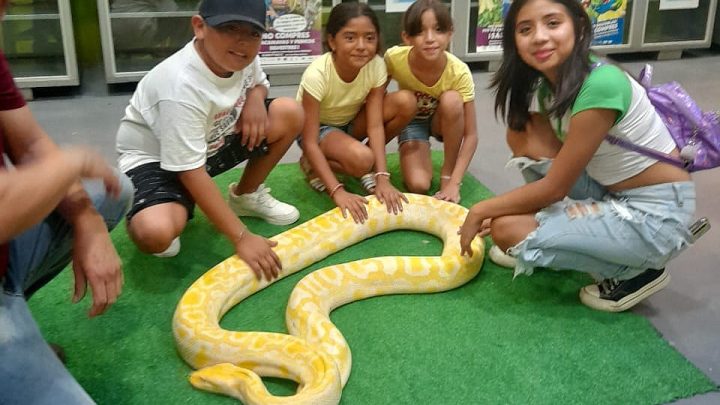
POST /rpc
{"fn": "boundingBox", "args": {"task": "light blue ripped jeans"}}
[0,175,133,405]
[505,157,696,281]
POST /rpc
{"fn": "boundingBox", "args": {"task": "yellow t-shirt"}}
[384,45,474,119]
[297,52,387,126]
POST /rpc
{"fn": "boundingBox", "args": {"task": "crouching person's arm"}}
[178,167,282,281]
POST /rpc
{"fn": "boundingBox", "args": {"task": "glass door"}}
[98,0,198,82]
[1,0,78,87]
[644,0,713,44]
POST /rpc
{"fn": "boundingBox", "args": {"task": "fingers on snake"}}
[174,194,485,404]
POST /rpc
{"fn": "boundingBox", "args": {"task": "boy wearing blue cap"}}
[116,0,303,281]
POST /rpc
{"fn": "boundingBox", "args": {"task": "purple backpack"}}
[606,64,720,172]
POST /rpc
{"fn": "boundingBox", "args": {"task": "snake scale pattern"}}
[173,193,485,404]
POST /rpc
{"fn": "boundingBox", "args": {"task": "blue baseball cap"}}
[199,0,267,32]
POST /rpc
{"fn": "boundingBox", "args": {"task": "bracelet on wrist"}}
[329,183,344,198]
[374,171,391,179]
[440,175,462,186]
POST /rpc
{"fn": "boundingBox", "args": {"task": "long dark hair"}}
[324,2,383,55]
[490,0,593,131]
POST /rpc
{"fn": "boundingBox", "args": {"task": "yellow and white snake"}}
[172,193,485,404]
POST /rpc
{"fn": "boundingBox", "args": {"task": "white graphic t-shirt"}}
[116,40,270,173]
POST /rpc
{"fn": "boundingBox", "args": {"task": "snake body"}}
[172,194,484,404]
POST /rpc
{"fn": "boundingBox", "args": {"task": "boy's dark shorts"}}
[124,135,269,221]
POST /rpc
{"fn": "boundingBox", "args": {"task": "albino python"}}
[173,193,485,404]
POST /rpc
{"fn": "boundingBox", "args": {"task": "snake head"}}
[190,363,267,400]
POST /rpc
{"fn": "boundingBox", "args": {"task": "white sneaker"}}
[153,237,180,258]
[360,173,376,193]
[228,183,300,225]
[489,245,517,268]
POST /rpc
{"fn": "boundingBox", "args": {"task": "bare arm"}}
[177,166,282,281]
[0,147,94,241]
[300,92,369,223]
[364,86,389,173]
[178,166,246,243]
[300,92,340,191]
[0,105,122,317]
[459,108,616,255]
[448,101,479,187]
[0,106,119,239]
[237,84,269,150]
[365,85,407,213]
[435,101,479,203]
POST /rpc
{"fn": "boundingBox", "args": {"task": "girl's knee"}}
[438,91,463,115]
[270,97,304,135]
[506,128,528,156]
[490,216,512,249]
[343,146,374,177]
[386,90,417,116]
[507,113,561,159]
[491,215,535,251]
[403,175,431,195]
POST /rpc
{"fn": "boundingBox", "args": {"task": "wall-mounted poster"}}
[474,0,626,52]
[260,0,323,65]
[476,0,511,51]
[386,0,414,13]
[580,0,627,45]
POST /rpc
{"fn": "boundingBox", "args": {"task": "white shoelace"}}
[600,278,621,294]
[254,185,278,208]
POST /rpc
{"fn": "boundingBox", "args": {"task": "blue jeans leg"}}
[0,174,132,404]
[0,293,96,404]
[509,182,695,280]
[506,156,607,201]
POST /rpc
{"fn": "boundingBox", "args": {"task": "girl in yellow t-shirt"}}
[297,2,414,224]
[384,0,478,204]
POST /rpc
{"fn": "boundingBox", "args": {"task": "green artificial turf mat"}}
[29,152,716,404]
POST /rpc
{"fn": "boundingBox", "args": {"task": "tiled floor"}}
[27,48,720,403]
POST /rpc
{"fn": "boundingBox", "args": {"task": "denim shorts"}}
[398,116,442,144]
[296,122,355,147]
[504,157,696,281]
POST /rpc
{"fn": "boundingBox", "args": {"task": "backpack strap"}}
[592,61,694,170]
[637,64,653,88]
[605,134,690,169]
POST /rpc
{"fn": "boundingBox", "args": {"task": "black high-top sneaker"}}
[579,268,670,312]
